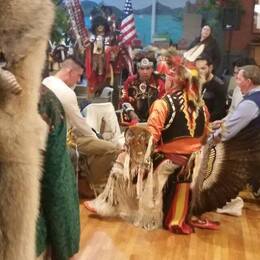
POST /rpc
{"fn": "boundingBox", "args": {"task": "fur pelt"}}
[0,1,54,259]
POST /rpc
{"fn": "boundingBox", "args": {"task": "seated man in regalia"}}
[119,51,165,124]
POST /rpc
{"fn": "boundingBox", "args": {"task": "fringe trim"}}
[123,152,130,181]
[89,152,179,230]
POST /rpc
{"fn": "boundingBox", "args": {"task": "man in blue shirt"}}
[213,65,260,202]
[191,65,260,218]
[213,65,260,141]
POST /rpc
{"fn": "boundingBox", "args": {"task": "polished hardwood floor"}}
[77,198,260,260]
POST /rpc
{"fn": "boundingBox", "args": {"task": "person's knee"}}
[97,139,120,154]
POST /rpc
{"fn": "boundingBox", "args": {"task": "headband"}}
[137,58,153,68]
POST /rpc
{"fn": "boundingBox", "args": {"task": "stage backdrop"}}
[81,0,200,46]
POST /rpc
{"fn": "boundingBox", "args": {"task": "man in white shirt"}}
[42,57,119,196]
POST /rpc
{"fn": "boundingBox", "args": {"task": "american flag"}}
[120,0,137,45]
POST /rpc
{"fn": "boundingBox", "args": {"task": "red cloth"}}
[164,153,189,166]
[85,47,92,80]
[164,183,193,234]
[85,46,111,94]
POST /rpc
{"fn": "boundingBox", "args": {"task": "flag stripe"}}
[121,28,136,40]
[121,14,135,26]
[121,19,135,32]
[121,20,136,34]
[120,0,137,46]
[122,31,136,43]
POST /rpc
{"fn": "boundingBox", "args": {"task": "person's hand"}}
[211,120,223,131]
[128,96,135,103]
[121,89,128,98]
[128,111,140,122]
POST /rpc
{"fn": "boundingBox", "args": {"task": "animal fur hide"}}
[0,1,54,259]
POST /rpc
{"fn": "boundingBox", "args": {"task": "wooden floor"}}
[77,199,260,260]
